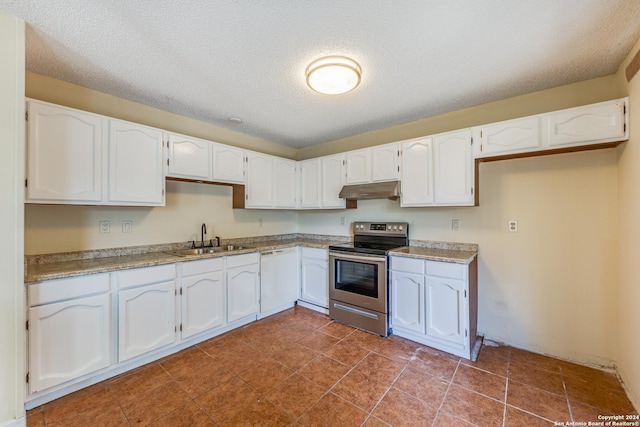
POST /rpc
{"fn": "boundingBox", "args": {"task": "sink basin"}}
[223,245,251,251]
[167,245,252,257]
[170,248,219,256]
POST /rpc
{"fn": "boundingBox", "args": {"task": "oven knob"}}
[392,225,397,230]
[398,225,403,231]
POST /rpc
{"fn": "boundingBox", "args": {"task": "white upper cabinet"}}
[26,100,105,204]
[245,151,274,208]
[434,129,474,206]
[246,152,298,209]
[299,158,322,209]
[472,98,628,159]
[321,154,346,208]
[473,116,541,157]
[166,133,212,180]
[345,143,399,184]
[212,143,245,184]
[345,149,371,184]
[371,143,400,181]
[546,98,627,147]
[400,137,433,207]
[108,119,165,206]
[274,158,298,208]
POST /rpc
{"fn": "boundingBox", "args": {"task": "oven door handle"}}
[329,251,386,263]
[332,303,380,320]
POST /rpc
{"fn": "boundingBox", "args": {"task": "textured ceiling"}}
[2,1,640,148]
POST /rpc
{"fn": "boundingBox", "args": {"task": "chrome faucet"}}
[201,223,206,248]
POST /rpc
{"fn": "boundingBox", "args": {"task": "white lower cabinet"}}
[28,274,112,393]
[117,265,177,362]
[390,271,425,334]
[226,253,260,323]
[260,248,299,317]
[300,247,329,309]
[180,258,225,339]
[390,256,478,359]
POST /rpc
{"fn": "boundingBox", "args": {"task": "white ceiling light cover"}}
[306,56,362,95]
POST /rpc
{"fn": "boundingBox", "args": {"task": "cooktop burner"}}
[329,221,409,255]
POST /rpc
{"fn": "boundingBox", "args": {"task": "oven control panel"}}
[352,222,409,236]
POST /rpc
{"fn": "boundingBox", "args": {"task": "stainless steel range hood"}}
[338,181,400,200]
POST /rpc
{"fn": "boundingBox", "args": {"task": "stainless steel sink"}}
[170,248,219,256]
[167,245,252,257]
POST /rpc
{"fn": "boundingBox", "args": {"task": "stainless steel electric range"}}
[328,221,409,336]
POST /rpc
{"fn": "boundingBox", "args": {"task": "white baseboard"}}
[0,417,26,427]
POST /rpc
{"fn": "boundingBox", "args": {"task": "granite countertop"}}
[25,235,478,283]
[388,240,478,264]
[24,234,350,284]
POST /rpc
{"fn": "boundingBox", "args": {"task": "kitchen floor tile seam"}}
[431,358,462,427]
[460,358,511,379]
[504,403,560,424]
[117,378,196,426]
[362,361,414,425]
[501,375,509,427]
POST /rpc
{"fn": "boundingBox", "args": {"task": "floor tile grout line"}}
[502,349,511,427]
[431,358,460,427]
[560,364,576,423]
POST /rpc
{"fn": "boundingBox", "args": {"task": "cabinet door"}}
[118,280,176,362]
[181,270,225,339]
[400,137,433,206]
[29,293,111,392]
[274,158,297,208]
[425,277,465,345]
[26,101,104,204]
[371,143,399,182]
[434,129,474,206]
[260,249,299,313]
[167,133,211,180]
[227,263,260,322]
[212,143,245,184]
[476,116,541,156]
[345,149,371,184]
[299,159,321,208]
[108,120,165,205]
[300,249,328,308]
[245,152,274,208]
[547,99,627,147]
[390,271,425,334]
[321,154,346,208]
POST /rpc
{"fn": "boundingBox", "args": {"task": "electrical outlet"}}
[122,220,132,233]
[340,217,346,225]
[508,220,518,232]
[452,219,460,231]
[99,220,110,234]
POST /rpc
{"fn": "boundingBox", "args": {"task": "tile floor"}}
[26,305,637,426]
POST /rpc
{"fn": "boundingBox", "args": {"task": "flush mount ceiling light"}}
[306,56,362,95]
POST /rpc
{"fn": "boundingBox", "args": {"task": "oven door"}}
[329,251,387,313]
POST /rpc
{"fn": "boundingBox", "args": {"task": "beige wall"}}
[615,38,640,409]
[296,75,620,160]
[300,149,619,366]
[25,181,298,254]
[0,12,25,426]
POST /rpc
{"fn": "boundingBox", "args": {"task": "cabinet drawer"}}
[29,273,110,307]
[425,261,465,279]
[117,264,176,290]
[181,258,224,276]
[390,257,425,274]
[226,252,260,269]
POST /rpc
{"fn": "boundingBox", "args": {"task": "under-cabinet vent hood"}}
[338,181,400,200]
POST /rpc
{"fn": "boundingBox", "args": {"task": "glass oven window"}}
[335,259,378,298]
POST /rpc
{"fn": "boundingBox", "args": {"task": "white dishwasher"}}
[259,247,299,318]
